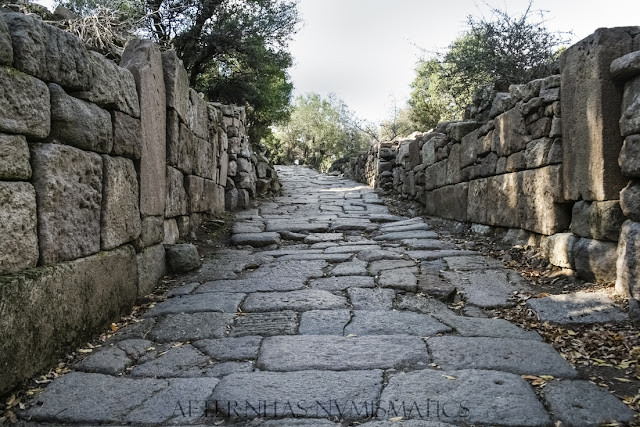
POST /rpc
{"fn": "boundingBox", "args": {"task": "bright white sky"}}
[36,0,640,123]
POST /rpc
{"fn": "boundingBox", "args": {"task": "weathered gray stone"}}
[31,143,102,264]
[527,291,627,324]
[345,310,451,336]
[544,380,636,426]
[258,335,428,371]
[266,220,330,233]
[378,222,431,233]
[525,138,554,168]
[0,67,50,138]
[230,311,299,337]
[49,83,113,153]
[231,232,281,247]
[331,218,373,231]
[161,50,190,122]
[442,269,529,308]
[518,165,571,235]
[310,276,374,291]
[368,259,415,275]
[379,369,550,425]
[304,233,344,243]
[0,245,137,395]
[448,121,481,142]
[137,243,166,296]
[611,50,640,79]
[571,200,625,241]
[130,344,210,377]
[429,336,577,377]
[620,180,640,222]
[111,111,142,159]
[324,244,380,254]
[0,182,38,274]
[145,292,244,317]
[621,74,640,137]
[150,312,234,342]
[573,237,618,282]
[193,336,262,361]
[440,316,542,340]
[348,287,395,310]
[4,12,92,90]
[210,370,382,419]
[121,39,166,217]
[73,51,140,117]
[374,230,439,241]
[299,310,351,335]
[406,250,477,260]
[0,133,31,180]
[617,220,640,297]
[165,166,187,218]
[444,255,504,271]
[417,273,456,301]
[101,156,141,250]
[356,249,404,262]
[165,243,201,273]
[330,258,368,276]
[0,13,12,66]
[620,134,640,178]
[540,232,578,269]
[278,252,352,262]
[493,108,530,157]
[163,218,179,244]
[561,28,633,201]
[378,267,418,292]
[242,290,348,312]
[188,88,209,139]
[528,117,552,139]
[75,346,132,375]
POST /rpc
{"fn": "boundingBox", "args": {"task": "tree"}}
[379,97,418,141]
[408,58,459,131]
[271,93,371,171]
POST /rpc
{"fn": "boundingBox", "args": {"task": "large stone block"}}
[493,108,531,157]
[396,139,420,170]
[49,83,113,153]
[432,183,468,222]
[460,128,480,167]
[161,50,189,122]
[73,51,140,118]
[620,74,640,136]
[193,137,215,180]
[121,39,166,217]
[525,138,554,169]
[574,237,618,282]
[616,220,640,297]
[133,216,164,251]
[0,13,11,66]
[186,175,218,214]
[188,89,209,140]
[31,143,102,264]
[111,111,142,159]
[137,243,166,297]
[165,166,187,218]
[611,50,640,80]
[571,200,626,241]
[620,134,640,177]
[0,245,137,395]
[560,27,635,201]
[540,233,578,269]
[3,12,92,90]
[0,182,38,274]
[620,180,640,222]
[446,143,462,185]
[0,133,31,180]
[487,173,520,228]
[518,166,571,235]
[0,66,50,138]
[101,156,141,250]
[467,178,488,224]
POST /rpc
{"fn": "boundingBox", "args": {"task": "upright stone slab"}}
[560,28,635,201]
[101,156,141,250]
[165,166,187,218]
[517,166,571,235]
[0,182,38,274]
[31,143,102,264]
[0,133,31,180]
[121,39,166,216]
[112,111,142,159]
[0,66,50,139]
[161,50,190,122]
[137,243,166,296]
[616,220,640,297]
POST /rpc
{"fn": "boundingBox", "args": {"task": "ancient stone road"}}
[21,166,635,426]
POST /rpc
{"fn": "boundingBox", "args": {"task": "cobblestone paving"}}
[20,166,635,426]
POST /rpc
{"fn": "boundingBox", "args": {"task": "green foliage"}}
[271,93,371,171]
[408,1,569,129]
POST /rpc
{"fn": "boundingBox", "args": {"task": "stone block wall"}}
[340,27,640,298]
[0,10,279,395]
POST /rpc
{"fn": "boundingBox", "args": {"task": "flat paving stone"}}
[394,294,457,318]
[330,258,368,276]
[402,239,457,250]
[378,223,431,233]
[130,344,210,377]
[368,259,416,274]
[230,311,299,337]
[324,244,381,253]
[380,218,424,229]
[209,370,383,420]
[374,230,439,241]
[231,232,281,247]
[149,312,234,342]
[407,250,477,260]
[310,275,375,291]
[526,291,628,324]
[193,336,262,361]
[258,419,340,426]
[257,335,429,371]
[331,219,373,230]
[242,289,349,312]
[438,316,542,341]
[265,220,330,233]
[231,222,265,234]
[417,273,456,301]
[378,267,418,291]
[428,336,577,377]
[304,233,344,243]
[299,310,352,335]
[444,255,505,270]
[345,310,451,336]
[543,380,636,426]
[442,269,529,308]
[278,253,353,262]
[348,287,395,310]
[357,249,405,262]
[379,369,550,426]
[75,347,131,375]
[144,292,245,316]
[166,281,200,297]
[360,421,455,427]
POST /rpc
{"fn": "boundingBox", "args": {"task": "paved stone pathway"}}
[20,166,635,426]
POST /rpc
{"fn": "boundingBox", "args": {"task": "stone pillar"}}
[121,39,167,217]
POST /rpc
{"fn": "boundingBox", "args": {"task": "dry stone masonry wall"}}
[0,10,279,394]
[343,27,640,301]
